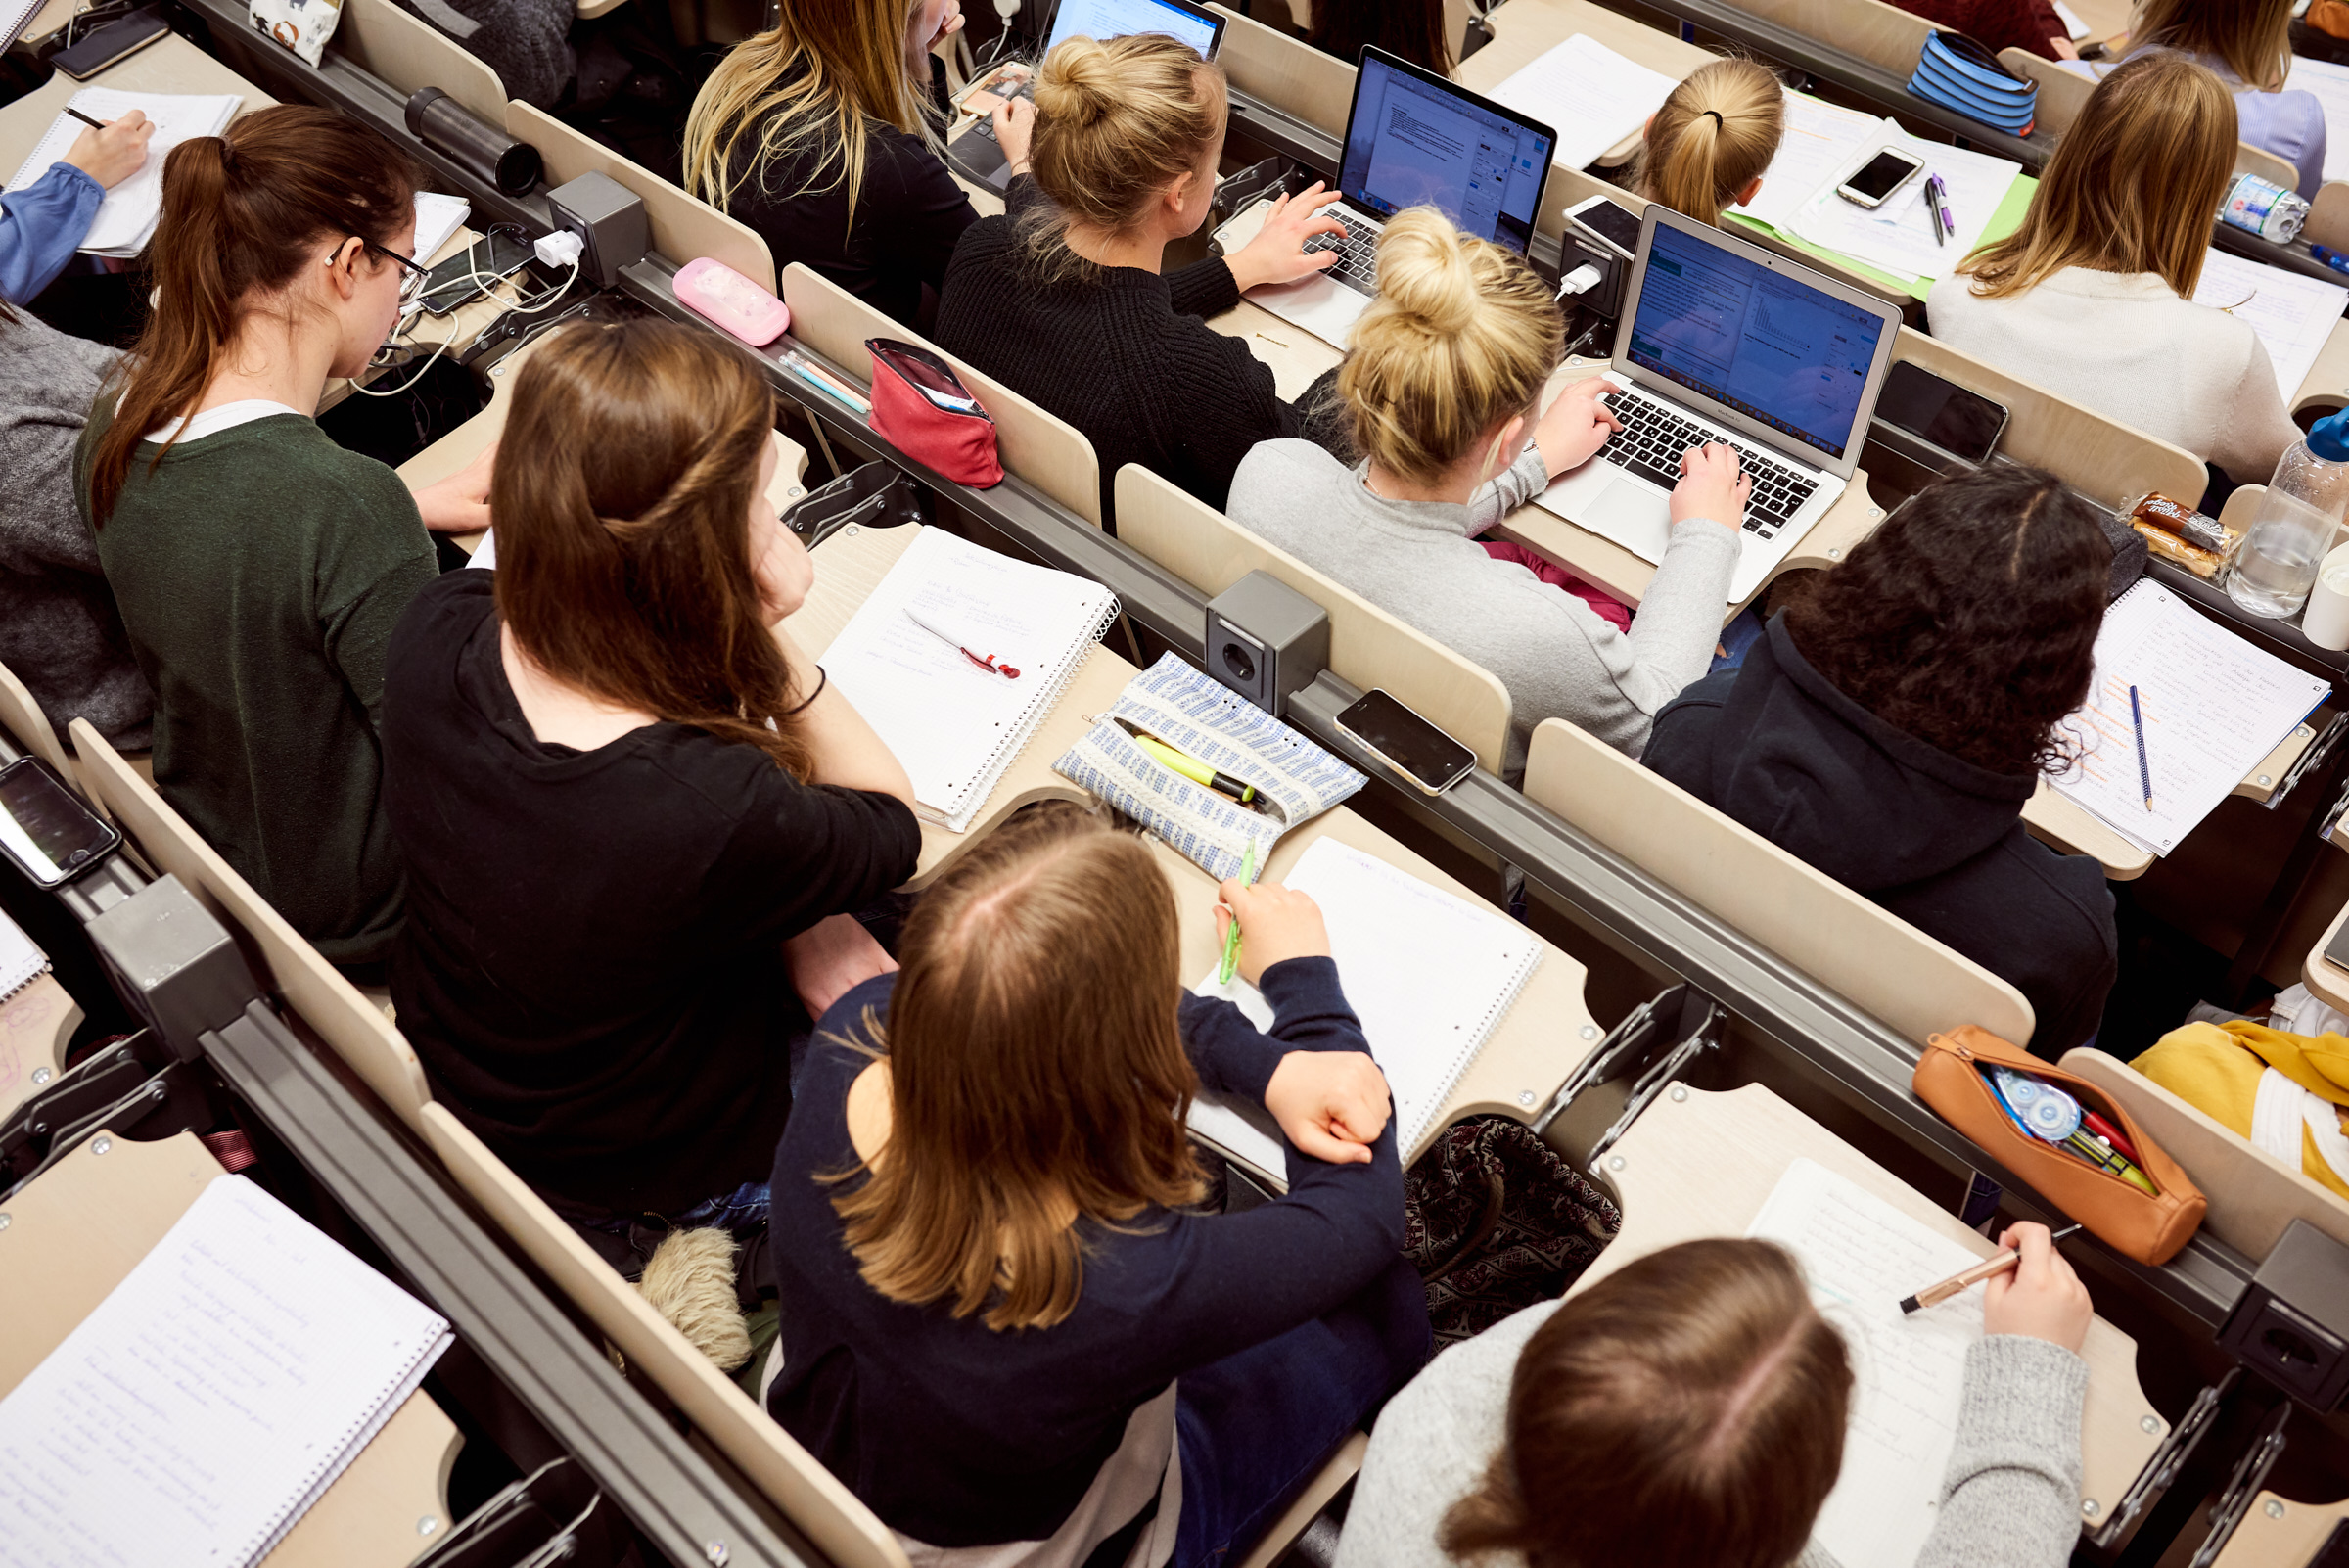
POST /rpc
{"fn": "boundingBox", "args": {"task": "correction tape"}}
[1990,1065,2083,1142]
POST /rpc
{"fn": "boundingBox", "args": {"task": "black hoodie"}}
[1645,615,2117,1056]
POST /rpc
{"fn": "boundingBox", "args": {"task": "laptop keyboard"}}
[1602,389,1819,539]
[1301,210,1380,295]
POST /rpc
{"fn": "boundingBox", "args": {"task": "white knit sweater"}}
[1926,264,2301,483]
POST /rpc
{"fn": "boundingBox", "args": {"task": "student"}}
[1228,209,1745,770]
[767,803,1429,1568]
[685,0,1016,327]
[2091,0,2325,196]
[383,319,922,1232]
[1643,465,2118,1054]
[1638,59,1785,225]
[0,109,151,305]
[1337,1225,2095,1568]
[1897,0,2077,62]
[1928,54,2299,484]
[935,32,1353,530]
[77,105,493,966]
[1308,0,1452,72]
[0,302,151,747]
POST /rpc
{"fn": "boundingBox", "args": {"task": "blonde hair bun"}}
[1368,208,1481,337]
[1027,32,1225,241]
[1035,35,1120,128]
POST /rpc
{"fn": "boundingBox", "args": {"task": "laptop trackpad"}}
[1588,479,1673,556]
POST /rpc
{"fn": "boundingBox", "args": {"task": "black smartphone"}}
[414,230,534,314]
[52,7,170,79]
[1335,690,1476,795]
[1564,196,1642,260]
[0,757,120,888]
[1874,361,2009,464]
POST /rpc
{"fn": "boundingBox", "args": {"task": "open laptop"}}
[1537,206,1904,606]
[950,0,1225,191]
[1239,46,1554,346]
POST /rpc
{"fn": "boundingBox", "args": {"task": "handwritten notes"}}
[1486,34,1681,173]
[4,90,242,257]
[0,1176,450,1568]
[2050,583,2328,856]
[1748,1159,1984,1568]
[2192,248,2349,405]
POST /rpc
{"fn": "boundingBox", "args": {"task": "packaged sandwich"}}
[2133,521,2227,578]
[2126,492,2240,558]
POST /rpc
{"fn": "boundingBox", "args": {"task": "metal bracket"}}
[1532,983,1726,1168]
[2188,1399,2294,1568]
[2093,1366,2240,1547]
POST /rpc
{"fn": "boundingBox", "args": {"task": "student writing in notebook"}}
[1930,54,2302,486]
[934,33,1354,530]
[382,320,920,1248]
[0,109,150,306]
[1337,1225,2094,1568]
[766,803,1428,1568]
[76,107,493,970]
[1636,60,1785,227]
[1227,208,1743,772]
[686,0,1015,330]
[1643,465,2118,1054]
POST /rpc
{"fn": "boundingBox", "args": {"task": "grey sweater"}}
[1226,440,1739,774]
[1334,1299,2089,1568]
[0,311,150,746]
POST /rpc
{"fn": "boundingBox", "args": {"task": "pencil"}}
[2130,684,2152,811]
[1899,1223,2083,1314]
[65,107,107,130]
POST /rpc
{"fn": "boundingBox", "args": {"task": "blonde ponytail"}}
[1023,33,1224,265]
[1338,208,1562,486]
[1639,59,1783,224]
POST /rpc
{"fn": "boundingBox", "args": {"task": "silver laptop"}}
[1537,206,1903,605]
[1240,45,1554,345]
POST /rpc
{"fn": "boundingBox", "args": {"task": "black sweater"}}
[934,176,1336,530]
[380,572,923,1215]
[1644,615,2117,1056]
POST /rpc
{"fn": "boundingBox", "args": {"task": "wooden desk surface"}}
[0,33,272,175]
[2060,0,2132,45]
[2305,897,2349,1015]
[1452,0,1713,167]
[2295,318,2349,420]
[1591,1082,2167,1531]
[2213,1492,2349,1566]
[0,974,81,1125]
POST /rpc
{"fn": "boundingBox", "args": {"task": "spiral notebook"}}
[821,528,1119,831]
[0,906,44,1004]
[0,1176,452,1568]
[4,89,243,257]
[1189,837,1543,1176]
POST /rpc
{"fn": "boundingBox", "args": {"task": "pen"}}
[1899,1223,2084,1315]
[780,348,872,416]
[1136,734,1259,805]
[2130,684,2152,811]
[1218,836,1258,985]
[2316,245,2349,277]
[1924,172,1943,247]
[1928,174,1954,243]
[65,107,108,131]
[904,607,1019,678]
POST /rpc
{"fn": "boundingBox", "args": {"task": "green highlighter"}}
[1219,837,1259,984]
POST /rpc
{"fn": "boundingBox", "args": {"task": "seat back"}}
[1522,716,2036,1045]
[66,719,435,1132]
[1115,466,1514,773]
[1892,325,2208,508]
[0,658,74,782]
[1997,47,2094,135]
[1722,0,1942,78]
[506,102,777,291]
[1210,3,1355,136]
[2309,181,2349,254]
[779,263,1106,527]
[335,0,507,123]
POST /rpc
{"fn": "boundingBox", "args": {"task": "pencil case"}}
[673,257,791,346]
[1914,1026,2205,1265]
[864,338,1003,488]
[1908,33,2036,136]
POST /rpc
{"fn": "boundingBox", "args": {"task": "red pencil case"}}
[865,338,1003,488]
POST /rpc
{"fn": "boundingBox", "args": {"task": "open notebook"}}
[0,1175,451,1568]
[822,529,1118,832]
[5,89,242,258]
[0,905,44,1004]
[1188,838,1542,1176]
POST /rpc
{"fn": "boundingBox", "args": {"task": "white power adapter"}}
[533,229,586,270]
[1557,263,1604,299]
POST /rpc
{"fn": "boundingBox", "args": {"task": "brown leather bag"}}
[1914,1027,2206,1265]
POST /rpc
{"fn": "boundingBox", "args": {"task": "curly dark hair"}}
[1782,464,2109,776]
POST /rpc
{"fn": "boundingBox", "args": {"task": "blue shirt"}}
[2064,52,2329,197]
[0,162,103,304]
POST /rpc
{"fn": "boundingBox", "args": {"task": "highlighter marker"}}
[1136,734,1259,805]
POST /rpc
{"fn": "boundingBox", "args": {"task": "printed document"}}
[1785,123,2021,283]
[2287,56,2349,185]
[1728,93,1881,234]
[1485,34,1681,173]
[2192,247,2349,404]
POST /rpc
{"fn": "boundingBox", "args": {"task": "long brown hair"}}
[1308,0,1452,73]
[831,804,1208,1331]
[1956,52,2234,300]
[88,105,418,526]
[2132,0,2292,91]
[1639,59,1784,225]
[1441,1239,1851,1568]
[490,318,814,778]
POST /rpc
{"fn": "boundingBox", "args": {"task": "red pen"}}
[905,607,1020,679]
[2081,1109,2140,1164]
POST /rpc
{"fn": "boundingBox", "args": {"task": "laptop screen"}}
[1335,52,1552,254]
[1045,0,1221,58]
[1624,221,1890,463]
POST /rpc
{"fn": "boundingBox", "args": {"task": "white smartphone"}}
[1836,148,1926,209]
[1563,194,1642,260]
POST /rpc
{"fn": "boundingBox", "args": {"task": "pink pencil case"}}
[674,257,791,346]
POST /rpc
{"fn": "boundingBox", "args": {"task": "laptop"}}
[1537,206,1904,606]
[949,0,1225,192]
[1238,46,1554,346]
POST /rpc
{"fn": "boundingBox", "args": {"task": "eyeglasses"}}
[352,236,429,301]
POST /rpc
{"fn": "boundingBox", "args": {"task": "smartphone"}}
[1836,148,1926,209]
[1874,361,2009,464]
[0,757,120,888]
[52,7,170,78]
[414,230,534,314]
[1563,195,1641,260]
[1335,690,1475,796]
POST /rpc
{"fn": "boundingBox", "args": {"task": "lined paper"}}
[2192,247,2349,404]
[4,89,241,256]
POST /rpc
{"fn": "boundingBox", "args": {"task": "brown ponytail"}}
[88,105,419,526]
[1638,60,1784,226]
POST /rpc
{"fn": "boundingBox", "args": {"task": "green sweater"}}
[78,404,438,963]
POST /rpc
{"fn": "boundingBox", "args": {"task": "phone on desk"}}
[0,757,120,888]
[52,7,170,78]
[1874,362,2009,464]
[415,231,534,314]
[1563,195,1641,260]
[1836,148,1926,209]
[1335,690,1476,795]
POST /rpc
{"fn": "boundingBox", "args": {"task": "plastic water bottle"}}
[2228,409,2349,618]
[2220,173,2311,243]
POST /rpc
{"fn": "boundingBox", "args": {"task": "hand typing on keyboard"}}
[1533,378,1626,476]
[1669,442,1753,532]
[1227,183,1350,294]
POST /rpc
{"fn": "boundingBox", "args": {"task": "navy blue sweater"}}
[766,957,1405,1546]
